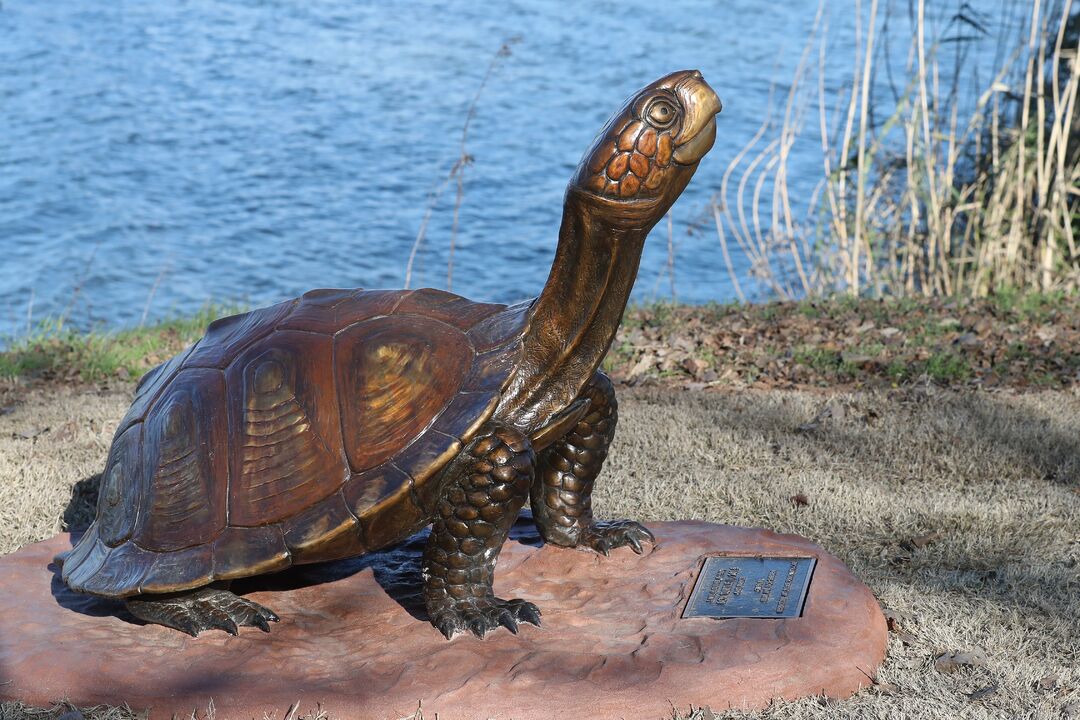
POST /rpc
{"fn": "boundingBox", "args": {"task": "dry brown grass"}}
[1,384,1078,718]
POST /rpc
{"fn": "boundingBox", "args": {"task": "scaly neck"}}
[495,188,662,431]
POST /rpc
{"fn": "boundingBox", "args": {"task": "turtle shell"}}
[61,288,533,598]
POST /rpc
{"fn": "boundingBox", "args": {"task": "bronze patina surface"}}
[57,70,722,640]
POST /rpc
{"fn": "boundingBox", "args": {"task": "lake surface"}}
[0,1,1021,339]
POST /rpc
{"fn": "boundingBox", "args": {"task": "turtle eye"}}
[647,99,677,127]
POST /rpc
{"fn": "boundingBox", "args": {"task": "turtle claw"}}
[498,609,519,634]
[511,600,542,628]
[126,588,280,637]
[467,616,489,639]
[428,596,541,640]
[435,617,461,640]
[581,520,656,557]
[206,610,240,636]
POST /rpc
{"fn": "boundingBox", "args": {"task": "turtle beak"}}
[671,71,722,165]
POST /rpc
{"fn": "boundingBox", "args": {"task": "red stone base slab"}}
[0,520,886,719]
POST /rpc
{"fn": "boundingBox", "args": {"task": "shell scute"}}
[96,423,144,547]
[393,288,505,330]
[431,391,500,443]
[226,332,347,526]
[83,542,150,595]
[467,300,532,352]
[359,480,427,551]
[135,368,228,552]
[185,299,296,369]
[334,315,473,473]
[212,526,291,581]
[282,490,364,563]
[138,543,214,594]
[279,288,407,335]
[116,344,196,437]
[343,464,411,520]
[62,531,108,593]
[462,344,522,393]
[396,430,462,489]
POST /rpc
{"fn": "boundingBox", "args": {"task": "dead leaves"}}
[902,531,945,552]
[605,297,1080,390]
[934,648,989,673]
[883,607,918,646]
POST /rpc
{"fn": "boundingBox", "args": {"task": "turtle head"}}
[570,70,722,222]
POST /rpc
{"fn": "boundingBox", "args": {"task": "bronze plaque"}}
[683,556,817,619]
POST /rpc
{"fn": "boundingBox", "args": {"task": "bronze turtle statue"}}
[58,70,721,639]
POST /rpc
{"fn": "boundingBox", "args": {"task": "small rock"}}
[880,327,902,338]
[872,681,900,696]
[791,493,810,508]
[1036,674,1057,690]
[58,711,86,720]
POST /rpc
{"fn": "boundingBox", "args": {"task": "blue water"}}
[0,1,1021,339]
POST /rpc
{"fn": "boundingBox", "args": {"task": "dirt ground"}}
[1,383,1078,719]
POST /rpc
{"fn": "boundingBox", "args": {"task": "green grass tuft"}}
[0,304,243,384]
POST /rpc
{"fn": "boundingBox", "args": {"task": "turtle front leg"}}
[531,371,655,555]
[423,424,540,640]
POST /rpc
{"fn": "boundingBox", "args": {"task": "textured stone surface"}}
[0,519,886,719]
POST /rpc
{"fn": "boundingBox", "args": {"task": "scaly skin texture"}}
[531,372,654,554]
[422,425,541,639]
[126,587,279,637]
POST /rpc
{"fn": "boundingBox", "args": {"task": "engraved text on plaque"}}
[683,556,817,619]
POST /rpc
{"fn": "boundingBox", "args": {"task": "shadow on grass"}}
[647,386,1080,619]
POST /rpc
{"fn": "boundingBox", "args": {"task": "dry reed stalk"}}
[719,0,1080,300]
[404,38,518,291]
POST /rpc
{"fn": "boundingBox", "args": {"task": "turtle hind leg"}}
[126,587,279,637]
[423,424,540,640]
[532,371,655,555]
